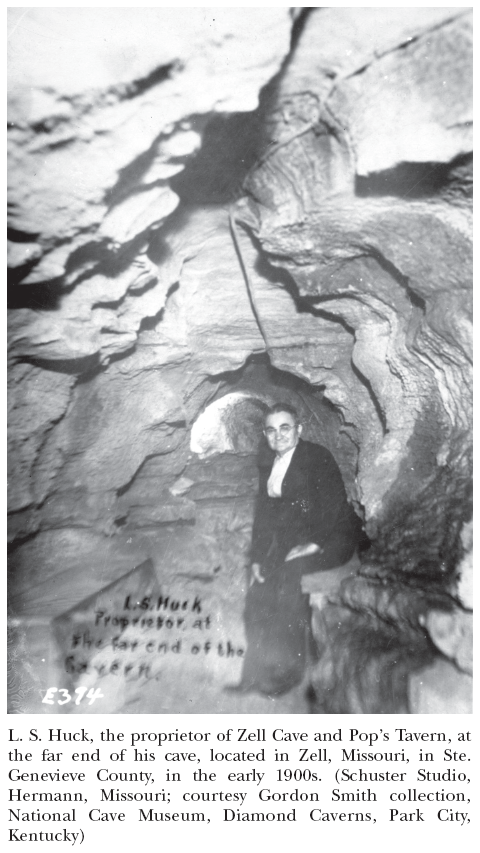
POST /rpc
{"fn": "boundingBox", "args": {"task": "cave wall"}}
[8,7,472,714]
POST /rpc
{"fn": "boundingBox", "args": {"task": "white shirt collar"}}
[275,445,296,466]
[267,445,297,497]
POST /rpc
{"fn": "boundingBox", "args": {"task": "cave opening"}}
[183,351,365,574]
[112,350,364,579]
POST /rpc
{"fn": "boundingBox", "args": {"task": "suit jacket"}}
[250,438,359,569]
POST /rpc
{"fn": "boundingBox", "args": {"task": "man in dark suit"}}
[231,402,359,696]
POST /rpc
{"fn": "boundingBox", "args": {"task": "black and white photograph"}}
[7,5,472,718]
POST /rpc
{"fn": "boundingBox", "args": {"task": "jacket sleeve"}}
[307,445,360,564]
[310,449,344,541]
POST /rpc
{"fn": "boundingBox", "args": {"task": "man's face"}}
[264,411,302,457]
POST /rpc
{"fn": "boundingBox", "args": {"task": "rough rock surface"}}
[8,7,292,282]
[8,8,472,714]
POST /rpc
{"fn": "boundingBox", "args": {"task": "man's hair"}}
[265,402,299,423]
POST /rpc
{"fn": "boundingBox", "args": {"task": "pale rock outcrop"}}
[8,364,75,513]
[8,6,292,301]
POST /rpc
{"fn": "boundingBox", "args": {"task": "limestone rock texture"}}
[8,8,472,714]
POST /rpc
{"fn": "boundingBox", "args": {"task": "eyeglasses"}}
[263,425,296,438]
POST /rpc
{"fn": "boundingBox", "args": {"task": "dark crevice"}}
[138,308,164,333]
[7,278,66,310]
[351,359,387,435]
[147,201,212,260]
[170,112,264,205]
[32,136,76,152]
[206,352,329,412]
[146,228,173,266]
[356,154,472,201]
[23,64,176,135]
[116,457,155,498]
[253,251,308,302]
[309,305,356,336]
[289,7,316,53]
[170,22,309,209]
[365,246,426,312]
[105,174,171,213]
[93,273,160,311]
[345,10,470,87]
[70,64,179,118]
[135,519,196,530]
[94,232,161,278]
[60,231,162,296]
[405,287,425,312]
[175,571,218,583]
[20,353,100,376]
[8,261,46,291]
[104,343,138,367]
[124,62,178,99]
[7,530,39,556]
[163,419,186,430]
[116,442,185,499]
[63,238,113,278]
[105,117,206,210]
[204,352,268,389]
[251,244,357,335]
[138,282,179,333]
[8,228,41,243]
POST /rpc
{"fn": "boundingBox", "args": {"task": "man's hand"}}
[250,562,265,584]
[285,542,320,562]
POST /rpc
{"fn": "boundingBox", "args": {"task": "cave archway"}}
[190,392,268,458]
